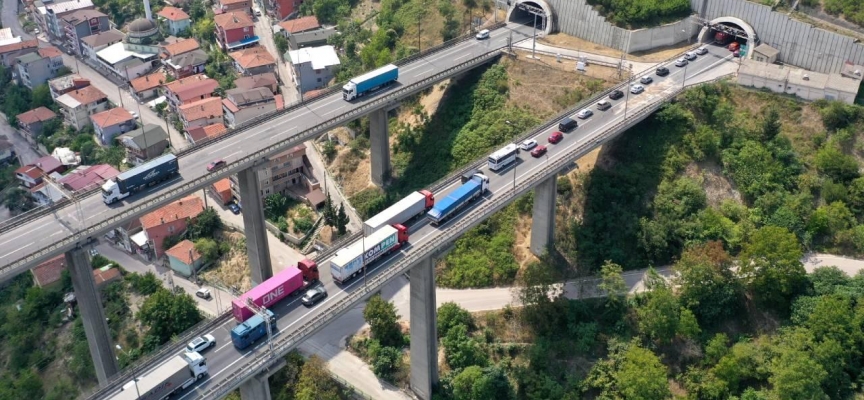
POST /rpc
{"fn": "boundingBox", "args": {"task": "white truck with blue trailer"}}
[426,173,489,226]
[102,154,179,204]
[330,224,409,284]
[342,64,399,101]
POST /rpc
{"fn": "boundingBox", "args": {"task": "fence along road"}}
[0,23,536,282]
[89,47,737,400]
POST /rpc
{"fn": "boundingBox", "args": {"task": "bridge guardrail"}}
[0,23,513,237]
[197,72,737,400]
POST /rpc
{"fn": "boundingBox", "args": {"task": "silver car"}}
[186,334,215,353]
[630,84,644,94]
[520,139,538,151]
[695,46,708,55]
[301,286,327,307]
[576,109,593,119]
[675,58,688,67]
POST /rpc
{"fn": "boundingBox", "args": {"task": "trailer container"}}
[232,259,319,323]
[330,224,409,284]
[342,64,399,101]
[102,154,179,204]
[363,190,434,236]
[109,352,207,400]
[426,173,489,226]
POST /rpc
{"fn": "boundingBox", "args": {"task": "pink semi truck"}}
[232,259,319,322]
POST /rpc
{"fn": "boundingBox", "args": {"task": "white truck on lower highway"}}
[109,352,207,400]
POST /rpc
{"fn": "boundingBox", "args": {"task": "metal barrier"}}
[195,74,736,400]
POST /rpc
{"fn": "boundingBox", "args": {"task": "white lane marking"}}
[0,243,31,259]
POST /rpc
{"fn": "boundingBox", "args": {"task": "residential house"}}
[286,45,338,93]
[0,40,38,67]
[230,144,323,207]
[15,46,65,89]
[216,0,252,15]
[96,42,158,82]
[140,195,204,258]
[55,85,109,130]
[48,74,90,98]
[43,0,96,40]
[16,107,57,137]
[110,218,144,255]
[60,9,109,56]
[57,163,120,191]
[210,178,232,205]
[214,12,258,51]
[0,27,20,46]
[93,266,121,288]
[222,87,275,129]
[79,30,124,65]
[0,139,15,165]
[186,122,227,145]
[179,97,223,131]
[91,107,136,145]
[163,49,208,79]
[161,37,199,59]
[157,6,191,36]
[234,72,278,94]
[118,124,170,165]
[230,46,275,76]
[30,255,66,290]
[165,239,203,277]
[51,147,82,167]
[163,74,219,111]
[276,16,336,50]
[271,0,302,21]
[14,155,64,188]
[129,71,166,101]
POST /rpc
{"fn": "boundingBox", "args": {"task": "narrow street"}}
[252,10,300,105]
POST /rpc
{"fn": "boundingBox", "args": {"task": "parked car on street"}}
[195,288,212,299]
[89,248,99,257]
[229,203,241,215]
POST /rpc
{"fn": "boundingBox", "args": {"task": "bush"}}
[585,0,691,28]
[127,272,161,295]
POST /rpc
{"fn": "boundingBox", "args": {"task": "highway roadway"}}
[91,45,738,399]
[0,23,537,280]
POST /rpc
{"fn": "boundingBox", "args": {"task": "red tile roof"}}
[15,165,42,179]
[16,155,63,179]
[38,46,63,58]
[157,6,190,21]
[230,47,275,69]
[130,71,167,92]
[213,177,230,193]
[59,164,120,191]
[274,94,284,110]
[140,195,204,230]
[180,97,223,122]
[165,239,202,264]
[67,86,107,105]
[162,38,199,57]
[164,75,219,102]
[17,107,57,125]
[187,123,228,142]
[93,267,121,286]
[31,255,66,287]
[215,12,254,30]
[222,98,239,113]
[278,16,320,34]
[90,107,133,129]
[0,39,38,54]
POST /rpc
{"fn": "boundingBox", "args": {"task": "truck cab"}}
[183,351,208,380]
[297,258,320,284]
[101,180,123,204]
[231,310,276,350]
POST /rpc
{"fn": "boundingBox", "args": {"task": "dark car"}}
[301,286,327,307]
[655,67,669,76]
[640,76,653,84]
[207,159,226,172]
[229,203,241,215]
[530,145,547,158]
[548,131,563,144]
[609,90,624,100]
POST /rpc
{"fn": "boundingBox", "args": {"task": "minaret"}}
[143,0,153,21]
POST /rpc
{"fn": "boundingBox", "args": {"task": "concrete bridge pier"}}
[239,373,271,400]
[370,105,398,187]
[66,247,119,386]
[529,176,557,257]
[409,256,439,400]
[238,166,273,285]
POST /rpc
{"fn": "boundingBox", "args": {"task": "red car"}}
[530,145,547,158]
[548,131,563,144]
[207,159,226,172]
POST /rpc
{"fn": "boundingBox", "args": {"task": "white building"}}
[96,42,157,81]
[737,59,861,105]
[286,45,339,93]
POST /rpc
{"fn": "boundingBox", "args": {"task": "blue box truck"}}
[231,309,276,350]
[426,173,489,226]
[342,64,399,101]
[102,154,179,204]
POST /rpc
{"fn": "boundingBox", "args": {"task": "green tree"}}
[598,260,627,305]
[769,346,828,400]
[760,106,781,141]
[443,324,487,371]
[3,187,34,213]
[362,294,402,347]
[137,288,203,344]
[188,207,223,239]
[673,242,741,326]
[321,139,337,162]
[295,355,341,400]
[814,144,859,183]
[323,192,336,227]
[437,301,474,338]
[273,33,289,56]
[31,83,54,109]
[264,193,290,221]
[616,344,670,400]
[192,18,215,43]
[453,365,515,400]
[635,278,684,344]
[194,238,220,263]
[738,226,807,313]
[336,203,349,235]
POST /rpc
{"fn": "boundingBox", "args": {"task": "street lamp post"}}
[115,345,140,397]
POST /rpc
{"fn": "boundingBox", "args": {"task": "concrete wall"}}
[542,0,698,53]
[691,0,864,73]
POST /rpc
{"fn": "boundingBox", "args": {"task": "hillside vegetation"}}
[585,0,691,28]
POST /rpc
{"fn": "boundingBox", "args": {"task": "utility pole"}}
[516,3,546,60]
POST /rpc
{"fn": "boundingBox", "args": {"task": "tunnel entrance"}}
[697,17,757,59]
[507,0,553,35]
